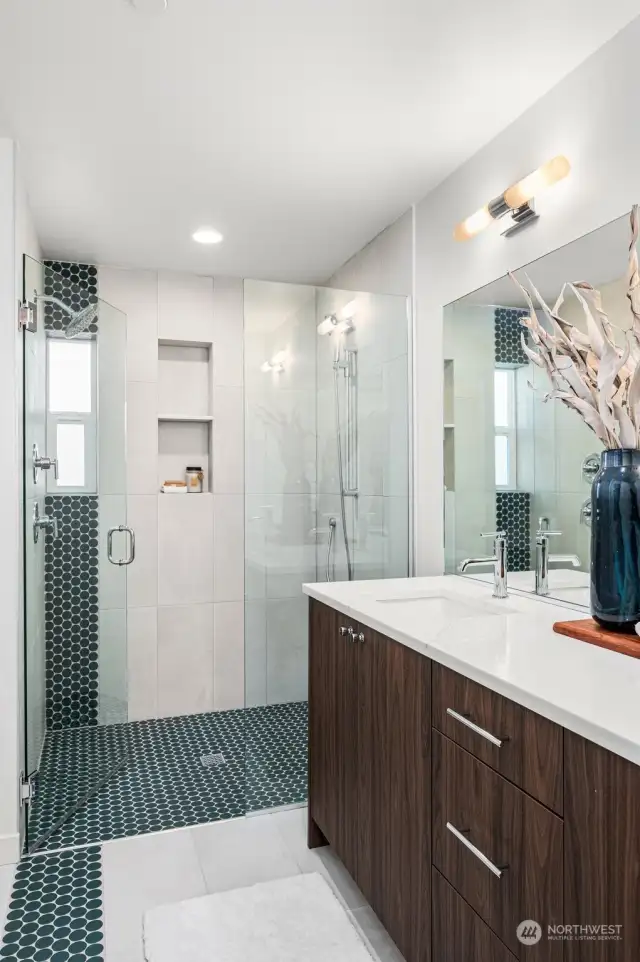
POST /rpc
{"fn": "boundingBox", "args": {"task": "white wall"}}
[98,268,245,720]
[327,210,413,296]
[0,140,41,864]
[330,17,640,575]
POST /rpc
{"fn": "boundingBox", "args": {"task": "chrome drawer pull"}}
[446,822,505,879]
[446,708,504,748]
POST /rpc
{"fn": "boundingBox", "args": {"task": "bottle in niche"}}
[186,466,204,493]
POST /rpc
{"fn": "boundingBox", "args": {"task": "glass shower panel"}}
[243,279,411,815]
[22,257,129,854]
[23,254,47,781]
[244,280,317,812]
[315,288,411,582]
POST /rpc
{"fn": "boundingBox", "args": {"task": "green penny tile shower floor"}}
[0,847,103,961]
[28,702,308,853]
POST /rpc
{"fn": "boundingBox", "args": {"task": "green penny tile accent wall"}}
[45,496,99,730]
[43,261,98,334]
[0,846,104,961]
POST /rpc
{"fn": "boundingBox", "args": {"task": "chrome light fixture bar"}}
[453,155,571,242]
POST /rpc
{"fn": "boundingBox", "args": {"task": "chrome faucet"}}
[535,527,581,596]
[458,532,508,599]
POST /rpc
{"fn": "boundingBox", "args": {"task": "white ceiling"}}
[0,0,638,282]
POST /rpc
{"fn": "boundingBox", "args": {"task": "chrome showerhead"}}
[35,294,98,338]
[64,302,98,338]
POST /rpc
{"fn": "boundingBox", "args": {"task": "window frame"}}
[494,366,517,490]
[46,333,98,494]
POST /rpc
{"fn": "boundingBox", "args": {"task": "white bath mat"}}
[143,872,374,962]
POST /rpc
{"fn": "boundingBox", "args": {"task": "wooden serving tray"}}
[553,619,640,659]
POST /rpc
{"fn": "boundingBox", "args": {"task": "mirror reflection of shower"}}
[317,301,358,581]
[34,292,98,338]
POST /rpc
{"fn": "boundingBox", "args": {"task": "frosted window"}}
[494,370,510,428]
[56,423,85,487]
[49,340,92,413]
[495,435,509,487]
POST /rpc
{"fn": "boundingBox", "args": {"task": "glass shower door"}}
[22,256,130,853]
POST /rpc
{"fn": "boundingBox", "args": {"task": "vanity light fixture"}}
[192,226,224,245]
[261,350,286,373]
[453,155,571,242]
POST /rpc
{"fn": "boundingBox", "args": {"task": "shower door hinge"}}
[20,771,35,806]
[18,300,37,332]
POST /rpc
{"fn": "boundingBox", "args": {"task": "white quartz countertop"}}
[303,575,640,768]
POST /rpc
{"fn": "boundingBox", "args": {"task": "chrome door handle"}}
[446,708,505,748]
[339,626,351,637]
[446,822,505,879]
[107,525,136,566]
[356,632,365,643]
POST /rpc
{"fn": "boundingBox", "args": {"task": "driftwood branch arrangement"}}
[509,206,640,449]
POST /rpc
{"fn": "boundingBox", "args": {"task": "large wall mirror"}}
[444,212,634,608]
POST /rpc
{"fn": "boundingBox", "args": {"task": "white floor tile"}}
[0,863,14,940]
[271,806,367,910]
[351,906,406,962]
[102,828,206,962]
[191,815,300,893]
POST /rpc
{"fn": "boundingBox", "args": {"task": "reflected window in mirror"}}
[494,368,516,488]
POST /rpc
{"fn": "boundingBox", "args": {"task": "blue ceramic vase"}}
[591,448,640,632]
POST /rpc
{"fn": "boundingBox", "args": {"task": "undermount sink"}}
[375,592,516,619]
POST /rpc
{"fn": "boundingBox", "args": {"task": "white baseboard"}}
[0,833,20,866]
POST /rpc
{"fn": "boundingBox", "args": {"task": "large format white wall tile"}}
[157,604,214,717]
[158,272,214,343]
[266,596,308,704]
[212,386,244,493]
[99,495,127,610]
[127,606,157,722]
[126,381,158,495]
[212,277,243,388]
[99,608,128,725]
[244,599,267,707]
[213,601,245,710]
[213,494,243,602]
[158,495,214,605]
[99,370,127,497]
[99,266,158,383]
[126,495,158,608]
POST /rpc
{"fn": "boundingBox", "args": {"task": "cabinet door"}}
[308,599,359,876]
[432,867,517,962]
[433,731,563,961]
[357,625,431,962]
[564,731,640,962]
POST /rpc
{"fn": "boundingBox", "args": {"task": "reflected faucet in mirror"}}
[535,528,581,597]
[458,532,508,599]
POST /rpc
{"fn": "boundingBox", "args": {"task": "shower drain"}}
[200,752,226,768]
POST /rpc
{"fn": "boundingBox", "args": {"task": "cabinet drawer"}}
[432,867,517,962]
[432,731,563,961]
[432,662,563,814]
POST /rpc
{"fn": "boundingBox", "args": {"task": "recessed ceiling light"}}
[192,227,224,245]
[128,0,168,12]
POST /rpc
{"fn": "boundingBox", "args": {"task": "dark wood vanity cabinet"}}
[308,597,640,962]
[308,599,431,962]
[564,731,640,962]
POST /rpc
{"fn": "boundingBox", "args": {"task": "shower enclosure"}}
[22,256,129,853]
[243,281,411,807]
[20,264,411,854]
